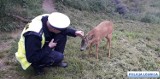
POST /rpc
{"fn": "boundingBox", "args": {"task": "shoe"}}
[57,62,68,68]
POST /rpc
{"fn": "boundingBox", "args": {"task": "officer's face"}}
[48,26,61,34]
[52,28,61,34]
[47,22,61,34]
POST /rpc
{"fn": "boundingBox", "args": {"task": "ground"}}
[0,0,56,78]
[42,0,56,13]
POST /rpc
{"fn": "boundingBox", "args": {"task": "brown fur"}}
[84,20,113,59]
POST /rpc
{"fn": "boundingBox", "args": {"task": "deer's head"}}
[80,34,93,51]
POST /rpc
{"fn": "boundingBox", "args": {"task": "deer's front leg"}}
[88,42,92,55]
[108,33,112,58]
[96,41,100,60]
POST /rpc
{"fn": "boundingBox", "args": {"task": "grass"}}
[57,0,115,13]
[0,0,43,32]
[0,34,13,41]
[2,12,159,79]
[0,0,160,79]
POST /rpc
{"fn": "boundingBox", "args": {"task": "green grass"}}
[2,13,159,79]
[0,51,6,59]
[56,0,115,13]
[0,0,43,32]
[141,13,160,23]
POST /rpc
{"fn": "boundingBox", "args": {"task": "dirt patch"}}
[42,0,57,13]
[0,29,21,79]
[0,30,21,51]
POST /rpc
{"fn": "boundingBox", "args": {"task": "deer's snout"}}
[80,39,87,51]
[80,45,87,51]
[80,48,85,51]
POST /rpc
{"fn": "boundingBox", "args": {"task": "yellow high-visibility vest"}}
[15,14,49,70]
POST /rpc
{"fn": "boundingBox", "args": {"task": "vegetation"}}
[0,0,43,32]
[58,0,115,13]
[0,0,160,79]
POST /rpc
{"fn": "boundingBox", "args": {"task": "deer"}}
[80,20,113,60]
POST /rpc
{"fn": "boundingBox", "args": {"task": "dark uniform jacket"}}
[24,16,76,64]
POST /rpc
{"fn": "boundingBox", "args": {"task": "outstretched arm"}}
[75,30,84,38]
[63,27,84,38]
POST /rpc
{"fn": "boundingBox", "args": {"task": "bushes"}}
[0,0,26,18]
[125,12,160,24]
[141,13,160,24]
[56,0,115,13]
[113,0,129,15]
[0,17,17,32]
[55,0,160,24]
[150,0,160,8]
[0,0,43,32]
[0,0,19,32]
[0,0,9,18]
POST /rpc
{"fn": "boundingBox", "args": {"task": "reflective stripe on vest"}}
[15,15,46,70]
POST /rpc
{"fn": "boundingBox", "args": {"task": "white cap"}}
[48,12,70,30]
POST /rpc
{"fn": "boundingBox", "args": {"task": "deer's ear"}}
[82,36,85,39]
[84,34,88,39]
[88,35,94,40]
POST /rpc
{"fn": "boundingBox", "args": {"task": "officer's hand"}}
[48,39,57,48]
[75,30,84,39]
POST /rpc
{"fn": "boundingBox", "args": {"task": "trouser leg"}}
[41,50,64,66]
[53,34,68,68]
[31,51,64,75]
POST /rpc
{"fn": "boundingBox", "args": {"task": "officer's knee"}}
[56,52,64,62]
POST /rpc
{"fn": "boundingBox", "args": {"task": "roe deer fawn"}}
[80,20,113,60]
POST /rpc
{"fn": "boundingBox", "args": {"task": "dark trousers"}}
[32,34,67,69]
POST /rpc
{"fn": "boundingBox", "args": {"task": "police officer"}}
[15,12,84,75]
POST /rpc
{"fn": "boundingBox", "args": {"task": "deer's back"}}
[94,21,113,37]
[86,20,113,43]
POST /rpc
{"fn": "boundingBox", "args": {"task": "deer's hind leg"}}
[105,33,112,58]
